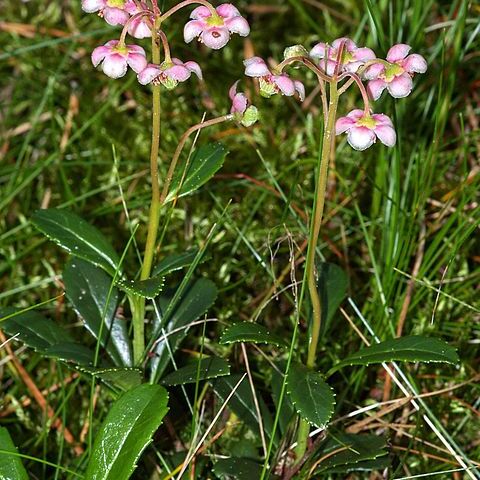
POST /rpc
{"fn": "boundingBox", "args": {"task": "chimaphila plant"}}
[243,37,438,475]
[1,3,467,479]
[84,0,253,368]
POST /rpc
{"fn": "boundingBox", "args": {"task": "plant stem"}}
[132,30,162,366]
[294,80,339,460]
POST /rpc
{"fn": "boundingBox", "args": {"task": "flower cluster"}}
[84,1,250,89]
[243,37,427,151]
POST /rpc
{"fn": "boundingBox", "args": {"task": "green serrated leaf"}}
[212,374,277,444]
[64,259,132,367]
[32,208,121,276]
[213,457,262,480]
[322,456,390,474]
[151,278,218,381]
[152,250,200,277]
[0,308,72,350]
[0,427,29,480]
[44,342,95,365]
[0,308,94,366]
[85,384,169,480]
[78,367,142,392]
[161,357,230,386]
[165,143,228,203]
[116,275,165,299]
[315,433,388,473]
[287,363,335,428]
[329,336,459,374]
[219,322,287,348]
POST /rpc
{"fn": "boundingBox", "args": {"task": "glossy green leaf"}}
[44,343,95,365]
[165,143,228,203]
[152,250,200,277]
[116,275,165,299]
[219,322,287,347]
[64,259,132,367]
[329,336,459,374]
[0,308,71,351]
[213,457,262,480]
[314,433,388,473]
[78,367,142,393]
[212,374,276,444]
[0,308,94,366]
[32,208,121,276]
[151,278,218,381]
[161,357,230,386]
[322,456,390,475]
[0,427,29,480]
[287,363,335,428]
[316,262,348,335]
[85,384,169,480]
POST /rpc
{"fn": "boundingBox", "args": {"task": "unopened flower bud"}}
[283,44,309,60]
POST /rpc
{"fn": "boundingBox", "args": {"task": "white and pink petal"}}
[201,27,230,49]
[103,7,130,26]
[274,75,295,96]
[367,79,387,100]
[190,6,211,19]
[403,53,427,73]
[217,3,241,18]
[375,125,396,147]
[102,54,128,79]
[127,52,147,73]
[386,73,412,98]
[82,0,105,13]
[137,65,161,85]
[294,81,305,101]
[225,16,250,36]
[184,20,205,43]
[386,43,411,62]
[347,126,376,151]
[244,57,271,77]
[335,116,356,135]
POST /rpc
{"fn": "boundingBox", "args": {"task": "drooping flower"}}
[365,44,427,100]
[127,1,154,39]
[184,3,250,50]
[137,58,202,89]
[310,37,376,75]
[335,109,396,151]
[229,81,258,127]
[92,40,147,79]
[244,57,305,101]
[82,0,136,26]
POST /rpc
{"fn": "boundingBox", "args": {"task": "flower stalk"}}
[132,28,162,366]
[295,80,339,460]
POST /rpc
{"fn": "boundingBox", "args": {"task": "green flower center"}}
[356,115,377,129]
[383,62,404,82]
[107,0,126,7]
[206,14,224,27]
[113,45,128,55]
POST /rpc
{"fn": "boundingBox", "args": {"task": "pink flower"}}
[229,81,248,115]
[335,109,396,151]
[365,44,427,100]
[127,1,154,39]
[184,3,250,50]
[244,57,305,101]
[310,37,376,75]
[137,58,202,89]
[92,40,147,79]
[229,81,258,127]
[82,0,136,26]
